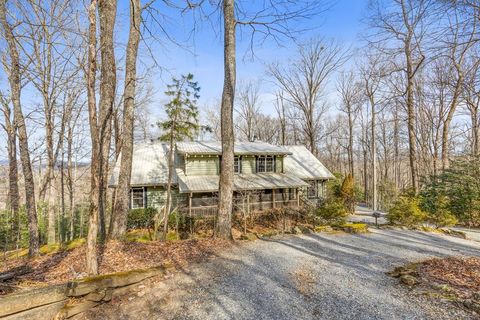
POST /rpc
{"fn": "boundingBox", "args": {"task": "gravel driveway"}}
[86,229,480,320]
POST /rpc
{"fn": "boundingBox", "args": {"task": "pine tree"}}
[158,74,200,239]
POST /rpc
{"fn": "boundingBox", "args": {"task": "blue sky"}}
[0,0,367,161]
[134,0,367,119]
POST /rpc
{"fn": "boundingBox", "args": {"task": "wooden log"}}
[65,266,166,297]
[0,265,32,282]
[0,284,67,317]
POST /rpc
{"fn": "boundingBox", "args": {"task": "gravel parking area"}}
[85,229,480,320]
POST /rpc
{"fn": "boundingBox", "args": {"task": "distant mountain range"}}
[0,160,90,168]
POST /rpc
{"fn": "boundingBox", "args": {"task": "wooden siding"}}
[185,155,219,175]
[146,186,187,209]
[276,156,283,173]
[241,156,256,174]
[182,154,283,175]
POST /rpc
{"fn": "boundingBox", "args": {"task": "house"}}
[109,141,334,216]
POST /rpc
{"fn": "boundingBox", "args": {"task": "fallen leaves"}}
[0,237,229,292]
[417,256,480,299]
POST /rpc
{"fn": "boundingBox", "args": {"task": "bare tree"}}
[235,80,261,142]
[337,71,362,177]
[439,3,477,169]
[15,0,80,244]
[269,39,348,155]
[464,54,480,156]
[216,0,235,240]
[274,91,288,146]
[367,0,433,193]
[85,0,100,275]
[110,0,141,239]
[0,93,20,237]
[0,0,39,257]
[86,0,118,275]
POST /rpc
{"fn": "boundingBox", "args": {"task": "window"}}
[256,155,275,173]
[234,156,241,173]
[131,188,145,209]
[307,181,317,198]
[266,156,274,172]
[289,188,297,200]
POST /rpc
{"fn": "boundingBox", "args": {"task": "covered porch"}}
[177,173,308,217]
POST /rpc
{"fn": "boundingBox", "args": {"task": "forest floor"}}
[0,232,229,293]
[79,229,480,320]
[418,256,480,299]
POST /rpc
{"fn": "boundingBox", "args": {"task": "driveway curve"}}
[84,229,480,320]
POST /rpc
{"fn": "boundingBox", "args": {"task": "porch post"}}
[189,193,193,234]
[297,188,300,207]
[272,189,276,209]
[188,193,192,216]
[247,193,250,214]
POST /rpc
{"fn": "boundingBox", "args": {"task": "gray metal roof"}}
[177,172,308,193]
[283,145,334,180]
[109,142,176,187]
[110,142,334,189]
[176,141,292,156]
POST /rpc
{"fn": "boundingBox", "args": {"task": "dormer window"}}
[234,156,241,173]
[257,155,275,173]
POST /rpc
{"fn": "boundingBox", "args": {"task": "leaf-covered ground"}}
[417,256,480,299]
[0,236,229,292]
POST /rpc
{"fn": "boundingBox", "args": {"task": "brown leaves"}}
[418,257,480,299]
[0,238,228,290]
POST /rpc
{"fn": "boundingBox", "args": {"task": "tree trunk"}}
[405,45,418,193]
[1,100,20,230]
[67,125,75,241]
[0,0,39,257]
[370,96,377,211]
[110,0,141,239]
[60,142,66,243]
[393,104,400,190]
[347,108,354,178]
[97,0,117,243]
[441,71,463,170]
[472,107,479,156]
[216,0,235,240]
[163,132,175,240]
[86,0,100,275]
[99,119,111,241]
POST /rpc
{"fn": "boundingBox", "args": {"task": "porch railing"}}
[180,199,299,217]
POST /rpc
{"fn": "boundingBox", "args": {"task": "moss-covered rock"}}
[339,223,369,234]
[298,225,314,234]
[239,233,257,241]
[400,274,418,286]
[292,226,302,234]
[314,225,334,233]
[387,265,417,278]
[439,228,467,239]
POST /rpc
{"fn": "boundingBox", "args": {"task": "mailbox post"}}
[372,211,382,227]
